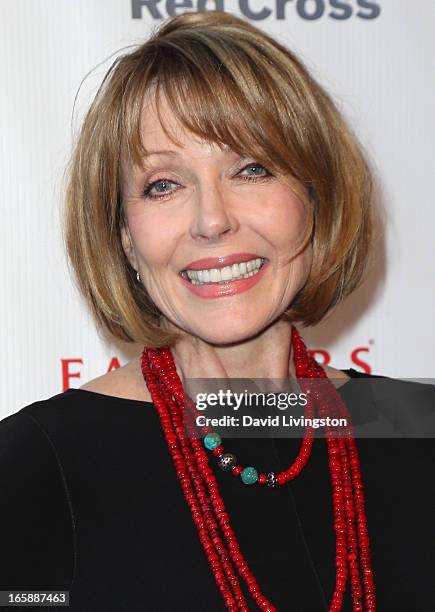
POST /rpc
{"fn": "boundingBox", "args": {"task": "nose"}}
[189,182,239,243]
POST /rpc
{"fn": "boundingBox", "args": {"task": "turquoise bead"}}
[204,432,222,450]
[241,466,258,485]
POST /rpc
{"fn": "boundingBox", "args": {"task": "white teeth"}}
[221,266,233,281]
[231,263,241,278]
[184,257,266,285]
[210,268,221,282]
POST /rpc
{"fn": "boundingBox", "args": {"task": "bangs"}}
[118,33,311,186]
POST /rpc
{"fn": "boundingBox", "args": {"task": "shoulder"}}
[80,354,152,403]
[344,368,435,399]
[338,369,435,436]
[339,367,435,406]
[0,399,78,495]
[0,408,75,589]
[372,374,435,406]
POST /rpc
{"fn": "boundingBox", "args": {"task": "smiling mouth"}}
[180,257,267,285]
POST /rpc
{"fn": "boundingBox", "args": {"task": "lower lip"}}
[179,261,270,299]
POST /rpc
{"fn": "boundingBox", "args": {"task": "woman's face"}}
[121,94,312,345]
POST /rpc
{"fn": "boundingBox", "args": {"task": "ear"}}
[121,222,138,272]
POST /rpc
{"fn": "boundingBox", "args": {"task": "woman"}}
[1,11,434,612]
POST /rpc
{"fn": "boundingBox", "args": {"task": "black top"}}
[0,369,434,612]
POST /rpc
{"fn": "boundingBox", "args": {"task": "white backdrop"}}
[1,0,434,416]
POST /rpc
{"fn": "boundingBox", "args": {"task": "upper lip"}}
[182,252,266,271]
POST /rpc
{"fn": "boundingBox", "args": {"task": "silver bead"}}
[218,453,237,471]
[267,471,277,488]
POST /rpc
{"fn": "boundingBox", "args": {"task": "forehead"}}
[138,92,231,160]
[141,93,181,144]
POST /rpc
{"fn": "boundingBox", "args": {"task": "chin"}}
[190,319,268,346]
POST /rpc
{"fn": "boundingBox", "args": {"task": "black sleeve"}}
[0,410,75,598]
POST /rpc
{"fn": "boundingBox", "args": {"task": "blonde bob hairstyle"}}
[64,10,374,349]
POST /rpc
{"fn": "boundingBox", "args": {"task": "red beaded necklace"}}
[140,326,376,611]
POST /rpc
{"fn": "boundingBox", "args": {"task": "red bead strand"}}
[292,330,376,612]
[140,326,376,611]
[142,353,247,610]
[154,347,278,611]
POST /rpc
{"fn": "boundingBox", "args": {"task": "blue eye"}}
[143,179,178,199]
[238,163,271,178]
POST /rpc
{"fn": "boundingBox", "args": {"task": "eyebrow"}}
[144,150,180,158]
[143,144,233,159]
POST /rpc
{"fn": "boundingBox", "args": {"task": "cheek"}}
[128,211,179,268]
[262,190,310,254]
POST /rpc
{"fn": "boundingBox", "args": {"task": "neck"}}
[165,319,296,385]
